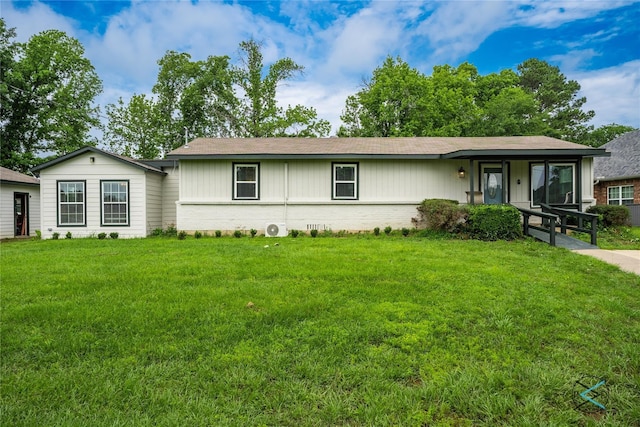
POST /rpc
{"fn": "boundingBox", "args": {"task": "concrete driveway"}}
[573,250,640,276]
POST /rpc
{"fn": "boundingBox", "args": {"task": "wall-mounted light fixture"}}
[89,157,95,163]
[458,167,466,179]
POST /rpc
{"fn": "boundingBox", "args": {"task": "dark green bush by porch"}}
[413,199,464,232]
[586,205,630,227]
[466,204,522,241]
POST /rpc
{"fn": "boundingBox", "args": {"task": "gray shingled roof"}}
[0,166,40,185]
[594,130,640,180]
[168,136,606,159]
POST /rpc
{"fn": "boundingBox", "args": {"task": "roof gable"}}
[31,146,166,175]
[594,130,640,180]
[0,166,40,185]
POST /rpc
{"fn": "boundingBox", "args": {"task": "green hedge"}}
[466,204,523,241]
[586,205,630,227]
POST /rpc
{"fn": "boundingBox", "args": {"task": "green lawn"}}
[1,237,639,426]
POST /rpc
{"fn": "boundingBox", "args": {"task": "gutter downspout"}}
[283,162,288,224]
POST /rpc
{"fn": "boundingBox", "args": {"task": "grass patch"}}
[1,237,639,425]
[573,226,640,250]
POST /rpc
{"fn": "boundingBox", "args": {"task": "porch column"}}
[469,159,475,205]
[544,160,550,206]
[576,157,583,211]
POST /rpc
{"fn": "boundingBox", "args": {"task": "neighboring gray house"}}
[593,130,640,225]
[0,166,40,239]
[31,147,179,239]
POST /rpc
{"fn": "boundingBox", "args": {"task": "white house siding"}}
[145,172,163,234]
[39,152,151,239]
[177,158,472,232]
[161,165,179,228]
[0,183,40,239]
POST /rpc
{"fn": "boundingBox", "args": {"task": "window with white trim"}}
[58,181,86,226]
[234,163,259,199]
[608,185,634,205]
[530,163,575,206]
[102,181,129,225]
[333,163,358,199]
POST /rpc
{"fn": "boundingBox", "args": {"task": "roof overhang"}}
[443,148,610,159]
[166,153,442,160]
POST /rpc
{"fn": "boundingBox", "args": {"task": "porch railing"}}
[517,207,559,246]
[540,203,598,246]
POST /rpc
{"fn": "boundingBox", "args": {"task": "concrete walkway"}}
[572,249,640,276]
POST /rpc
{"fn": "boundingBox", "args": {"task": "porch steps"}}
[527,228,599,250]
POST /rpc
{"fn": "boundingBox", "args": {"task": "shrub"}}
[164,225,178,237]
[52,232,60,240]
[310,229,318,238]
[233,230,242,238]
[110,232,119,239]
[290,229,300,238]
[177,230,187,240]
[586,205,630,228]
[194,231,203,239]
[98,232,107,240]
[401,227,410,237]
[465,204,522,241]
[373,227,380,236]
[215,230,222,238]
[384,226,392,235]
[413,199,464,232]
[250,229,257,237]
[34,230,42,240]
[65,231,72,239]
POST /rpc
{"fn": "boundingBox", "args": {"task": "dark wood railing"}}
[517,207,559,246]
[540,203,599,246]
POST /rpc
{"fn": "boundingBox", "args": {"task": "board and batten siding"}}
[161,165,179,228]
[0,183,40,239]
[145,172,163,234]
[177,158,471,232]
[39,152,150,239]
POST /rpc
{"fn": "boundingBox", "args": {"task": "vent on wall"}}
[265,223,287,237]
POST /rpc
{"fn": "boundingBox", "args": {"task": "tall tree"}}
[517,58,594,141]
[339,56,430,137]
[578,123,636,147]
[0,20,102,172]
[232,39,330,137]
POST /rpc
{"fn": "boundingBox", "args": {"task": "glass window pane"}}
[336,183,355,198]
[336,166,355,181]
[622,186,634,198]
[237,166,256,181]
[237,183,256,198]
[608,187,620,199]
[531,165,545,205]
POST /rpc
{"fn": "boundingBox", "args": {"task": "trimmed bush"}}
[65,231,72,239]
[413,199,465,232]
[586,205,630,227]
[373,227,380,236]
[250,229,257,237]
[194,231,203,239]
[384,226,392,235]
[52,232,60,240]
[233,230,242,238]
[215,230,222,238]
[177,231,187,240]
[109,232,119,239]
[290,229,300,238]
[310,229,318,238]
[465,204,522,241]
[98,232,107,240]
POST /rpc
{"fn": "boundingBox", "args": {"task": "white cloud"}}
[573,60,640,128]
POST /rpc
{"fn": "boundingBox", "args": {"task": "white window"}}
[234,164,259,199]
[530,163,575,206]
[58,181,85,226]
[333,163,358,199]
[101,181,129,225]
[608,185,634,205]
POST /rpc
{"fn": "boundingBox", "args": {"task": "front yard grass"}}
[574,226,640,250]
[1,237,639,426]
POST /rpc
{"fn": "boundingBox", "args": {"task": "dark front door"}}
[14,193,28,236]
[483,167,503,204]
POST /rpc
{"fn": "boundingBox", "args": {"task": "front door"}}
[483,167,505,204]
[14,193,28,236]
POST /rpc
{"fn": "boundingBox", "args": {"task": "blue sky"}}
[3,0,639,134]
